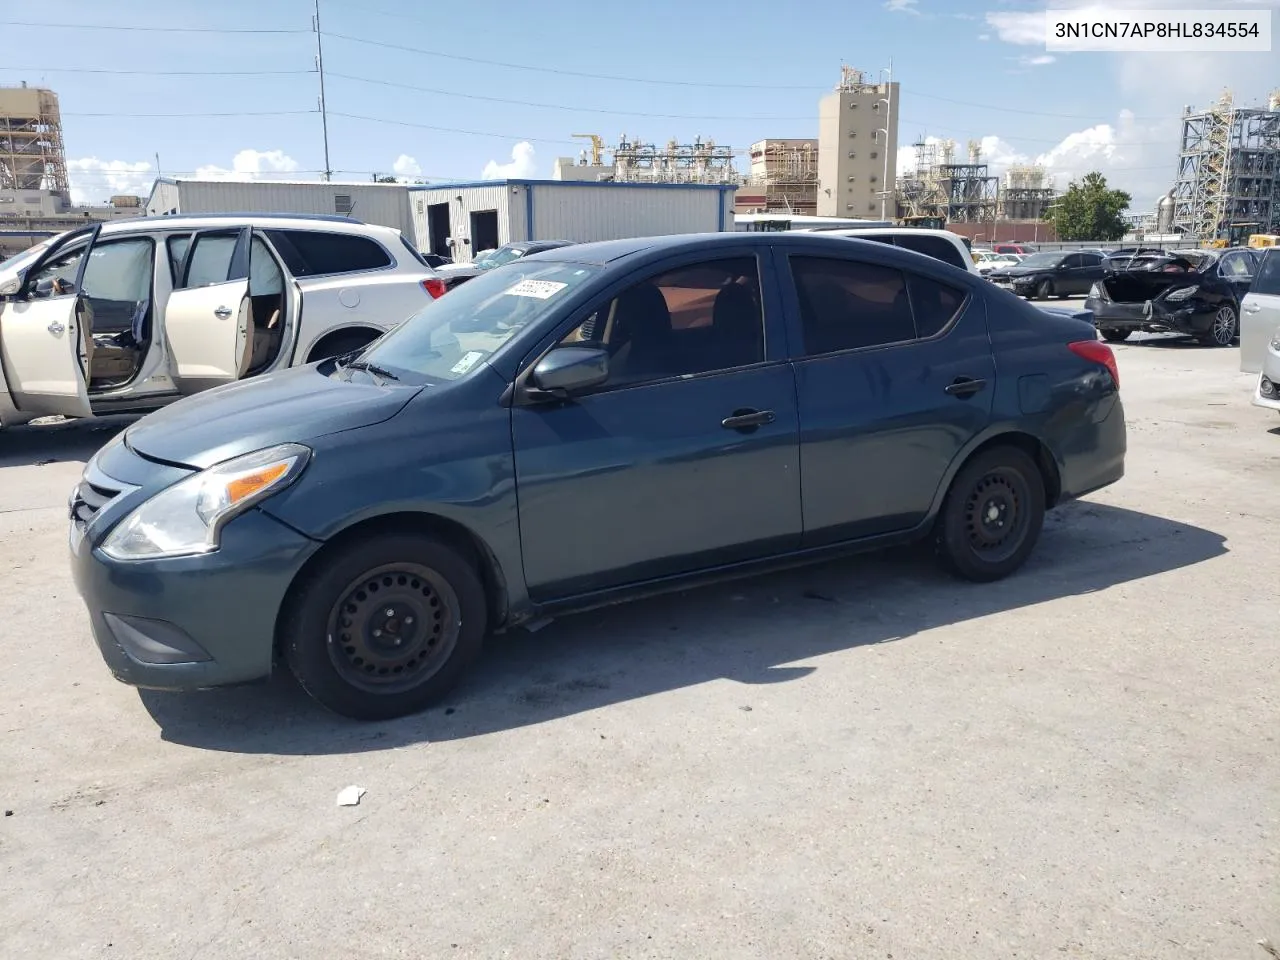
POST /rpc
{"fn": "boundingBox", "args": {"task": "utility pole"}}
[879,59,894,221]
[313,0,332,181]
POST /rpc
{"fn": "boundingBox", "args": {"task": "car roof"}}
[808,227,963,242]
[526,231,986,278]
[92,212,403,238]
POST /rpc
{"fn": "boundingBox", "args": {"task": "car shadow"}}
[0,415,136,468]
[139,501,1228,755]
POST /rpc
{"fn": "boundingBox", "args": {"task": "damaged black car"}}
[1085,247,1259,346]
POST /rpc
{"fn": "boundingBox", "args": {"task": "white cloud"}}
[482,142,536,180]
[392,154,422,178]
[195,148,300,180]
[1018,54,1056,66]
[985,10,1044,45]
[66,158,153,204]
[884,0,920,12]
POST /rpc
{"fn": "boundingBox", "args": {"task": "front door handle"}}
[1243,302,1260,313]
[47,321,65,335]
[214,305,233,320]
[944,377,987,398]
[722,409,776,431]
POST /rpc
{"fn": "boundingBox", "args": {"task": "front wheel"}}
[1100,328,1131,342]
[935,447,1046,583]
[1197,304,1238,347]
[283,533,488,720]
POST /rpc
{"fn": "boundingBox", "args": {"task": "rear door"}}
[778,245,994,545]
[163,227,251,393]
[1219,250,1257,306]
[0,225,99,417]
[1241,250,1280,374]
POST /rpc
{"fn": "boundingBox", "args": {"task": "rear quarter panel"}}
[294,270,433,362]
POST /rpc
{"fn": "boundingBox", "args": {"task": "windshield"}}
[357,260,599,382]
[1,235,63,275]
[474,246,525,270]
[1017,252,1065,268]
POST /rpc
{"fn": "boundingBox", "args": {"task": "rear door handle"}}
[722,409,776,431]
[944,377,987,398]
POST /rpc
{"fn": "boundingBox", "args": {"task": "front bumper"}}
[1086,297,1206,336]
[69,446,322,691]
[1253,345,1280,412]
[989,276,1039,296]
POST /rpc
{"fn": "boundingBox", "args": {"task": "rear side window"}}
[183,233,239,288]
[908,274,966,338]
[264,230,392,277]
[1253,250,1280,295]
[894,234,968,271]
[790,257,915,354]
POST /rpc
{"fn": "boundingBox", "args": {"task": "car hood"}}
[124,363,420,470]
[988,265,1050,279]
[436,262,482,275]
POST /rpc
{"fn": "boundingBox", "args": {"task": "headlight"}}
[1270,330,1280,351]
[1163,285,1199,302]
[101,443,310,561]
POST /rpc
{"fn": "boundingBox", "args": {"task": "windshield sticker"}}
[503,279,568,300]
[450,351,486,375]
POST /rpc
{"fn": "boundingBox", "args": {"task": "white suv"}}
[0,213,444,427]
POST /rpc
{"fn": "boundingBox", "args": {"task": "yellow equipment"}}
[572,134,605,166]
[1247,234,1280,249]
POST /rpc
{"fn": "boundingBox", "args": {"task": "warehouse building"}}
[408,179,738,263]
[145,178,415,236]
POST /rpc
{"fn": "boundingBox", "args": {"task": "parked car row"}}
[67,231,1126,720]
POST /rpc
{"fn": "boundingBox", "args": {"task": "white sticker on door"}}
[503,279,568,300]
[450,351,486,375]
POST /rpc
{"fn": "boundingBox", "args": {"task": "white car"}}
[0,214,445,427]
[1241,248,1280,412]
[800,227,982,276]
[975,252,1024,274]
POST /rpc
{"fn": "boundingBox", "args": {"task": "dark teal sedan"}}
[70,233,1126,720]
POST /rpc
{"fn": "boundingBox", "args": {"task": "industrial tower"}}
[0,84,70,194]
[897,138,999,223]
[1171,90,1280,243]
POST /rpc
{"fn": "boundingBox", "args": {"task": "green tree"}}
[374,174,399,183]
[1047,172,1131,241]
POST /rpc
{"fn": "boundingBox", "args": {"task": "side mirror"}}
[530,346,609,396]
[0,272,24,299]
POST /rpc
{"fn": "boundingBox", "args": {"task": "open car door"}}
[163,226,253,394]
[0,225,100,418]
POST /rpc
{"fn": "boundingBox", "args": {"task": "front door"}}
[512,254,802,601]
[163,227,252,393]
[1072,252,1105,295]
[780,249,995,546]
[0,225,100,417]
[469,210,500,255]
[1220,250,1257,304]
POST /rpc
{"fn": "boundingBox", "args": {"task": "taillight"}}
[422,278,447,299]
[1068,339,1119,389]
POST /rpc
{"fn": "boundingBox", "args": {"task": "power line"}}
[0,20,306,34]
[328,111,584,147]
[64,109,318,118]
[1,66,314,76]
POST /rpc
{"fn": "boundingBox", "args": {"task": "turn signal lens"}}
[225,463,289,505]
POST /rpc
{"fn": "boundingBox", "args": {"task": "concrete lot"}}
[2,317,1278,959]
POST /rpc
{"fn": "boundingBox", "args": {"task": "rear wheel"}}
[1036,279,1054,300]
[283,533,488,720]
[935,447,1046,583]
[1196,304,1238,347]
[1100,328,1131,342]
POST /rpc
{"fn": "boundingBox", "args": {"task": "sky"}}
[4,0,1278,214]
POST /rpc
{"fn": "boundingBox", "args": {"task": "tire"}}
[308,330,381,364]
[283,533,488,720]
[935,447,1046,583]
[1100,328,1131,342]
[1196,304,1238,347]
[1036,279,1054,300]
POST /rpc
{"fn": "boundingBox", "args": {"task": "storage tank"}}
[1156,190,1176,233]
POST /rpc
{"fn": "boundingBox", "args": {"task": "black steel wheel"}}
[1100,328,1131,342]
[1198,304,1238,347]
[936,446,1046,582]
[283,533,488,720]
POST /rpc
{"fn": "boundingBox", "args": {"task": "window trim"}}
[513,252,778,401]
[782,252,971,360]
[262,228,399,280]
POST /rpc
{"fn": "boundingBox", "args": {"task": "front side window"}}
[789,256,915,355]
[1252,249,1280,296]
[264,230,392,277]
[358,261,599,382]
[28,244,86,296]
[81,238,153,304]
[1221,252,1255,279]
[556,257,764,389]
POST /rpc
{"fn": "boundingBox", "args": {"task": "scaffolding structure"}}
[611,135,739,184]
[1171,90,1280,243]
[742,139,818,214]
[0,84,69,194]
[897,138,998,223]
[1002,165,1055,220]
